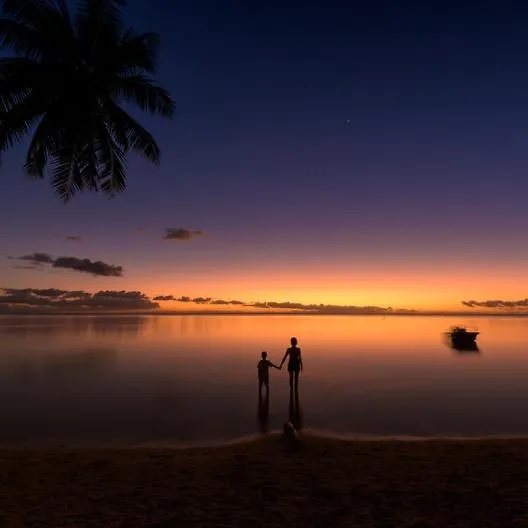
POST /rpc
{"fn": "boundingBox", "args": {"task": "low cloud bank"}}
[0,288,158,311]
[153,294,414,314]
[0,287,414,314]
[462,299,528,309]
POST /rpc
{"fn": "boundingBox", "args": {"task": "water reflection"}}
[2,314,528,445]
[3,347,117,383]
[0,315,149,337]
[288,388,303,431]
[257,391,269,433]
[451,342,481,355]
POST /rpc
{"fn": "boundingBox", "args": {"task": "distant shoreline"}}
[0,311,527,317]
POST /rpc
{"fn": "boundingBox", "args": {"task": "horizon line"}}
[1,310,527,317]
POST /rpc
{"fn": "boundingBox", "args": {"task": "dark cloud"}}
[211,299,244,306]
[89,291,156,309]
[149,295,412,313]
[17,253,54,264]
[247,301,410,314]
[12,253,123,277]
[0,286,416,314]
[163,228,204,241]
[462,299,528,309]
[0,288,158,311]
[53,257,123,277]
[65,236,82,241]
[192,297,212,304]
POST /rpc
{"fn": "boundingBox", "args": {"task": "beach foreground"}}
[2,435,528,527]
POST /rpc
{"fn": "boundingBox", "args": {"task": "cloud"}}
[0,288,158,311]
[0,286,417,314]
[462,299,528,309]
[149,295,411,313]
[13,265,39,270]
[53,257,123,277]
[153,295,176,301]
[11,253,123,277]
[16,252,54,264]
[65,236,82,241]
[192,297,211,304]
[163,228,204,241]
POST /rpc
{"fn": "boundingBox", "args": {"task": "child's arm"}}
[299,349,303,371]
[270,362,281,370]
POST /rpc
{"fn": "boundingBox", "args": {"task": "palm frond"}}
[76,140,100,191]
[24,110,62,177]
[116,30,159,74]
[0,92,43,158]
[1,0,62,27]
[0,19,43,58]
[0,57,39,80]
[0,0,74,57]
[76,0,125,24]
[112,73,175,117]
[49,143,82,203]
[104,99,160,162]
[95,123,126,195]
[76,0,125,57]
[0,58,40,107]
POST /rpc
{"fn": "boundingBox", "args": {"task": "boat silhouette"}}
[448,326,479,346]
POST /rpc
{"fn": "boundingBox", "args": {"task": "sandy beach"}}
[2,435,528,527]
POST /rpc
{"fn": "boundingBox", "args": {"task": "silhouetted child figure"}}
[257,351,280,395]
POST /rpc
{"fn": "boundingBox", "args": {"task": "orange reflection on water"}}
[3,314,528,443]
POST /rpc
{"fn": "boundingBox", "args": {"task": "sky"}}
[2,0,528,313]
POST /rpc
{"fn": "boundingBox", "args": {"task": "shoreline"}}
[6,429,528,450]
[2,434,528,526]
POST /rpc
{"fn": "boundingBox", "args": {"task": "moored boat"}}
[448,326,479,344]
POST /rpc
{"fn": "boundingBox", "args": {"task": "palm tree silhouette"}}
[0,0,175,202]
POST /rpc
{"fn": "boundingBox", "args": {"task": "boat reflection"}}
[442,334,481,354]
[451,341,480,354]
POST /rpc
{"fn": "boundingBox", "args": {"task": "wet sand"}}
[2,435,528,527]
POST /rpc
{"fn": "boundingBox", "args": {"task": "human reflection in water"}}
[257,390,270,433]
[288,385,303,431]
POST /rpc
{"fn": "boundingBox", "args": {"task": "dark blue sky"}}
[2,0,528,309]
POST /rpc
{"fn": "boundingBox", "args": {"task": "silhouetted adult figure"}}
[280,337,303,392]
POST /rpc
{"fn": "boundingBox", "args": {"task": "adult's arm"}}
[279,349,289,368]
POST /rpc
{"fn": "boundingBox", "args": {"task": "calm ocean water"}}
[1,314,528,446]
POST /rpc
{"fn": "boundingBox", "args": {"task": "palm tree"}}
[0,0,175,202]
